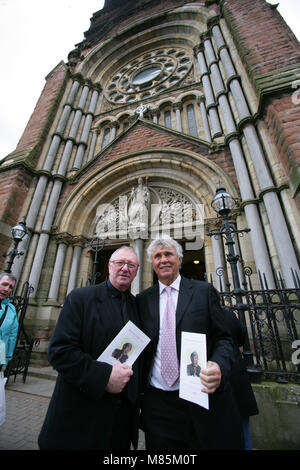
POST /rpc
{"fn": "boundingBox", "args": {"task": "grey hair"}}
[146,235,183,262]
[109,246,138,262]
[0,272,17,283]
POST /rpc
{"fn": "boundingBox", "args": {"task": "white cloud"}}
[0,0,104,159]
[0,0,299,160]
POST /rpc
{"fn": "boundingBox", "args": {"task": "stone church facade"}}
[0,0,299,362]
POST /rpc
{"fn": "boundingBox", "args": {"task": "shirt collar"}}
[107,279,121,297]
[1,297,10,306]
[107,279,129,298]
[159,274,181,294]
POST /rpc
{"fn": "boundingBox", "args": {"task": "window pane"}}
[101,128,110,148]
[164,110,172,128]
[187,104,198,137]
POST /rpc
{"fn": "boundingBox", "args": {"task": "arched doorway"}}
[55,148,238,293]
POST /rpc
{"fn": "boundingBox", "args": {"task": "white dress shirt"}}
[150,275,181,391]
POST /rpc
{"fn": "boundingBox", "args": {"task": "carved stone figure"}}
[128,177,150,229]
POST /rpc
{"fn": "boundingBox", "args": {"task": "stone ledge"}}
[251,381,300,450]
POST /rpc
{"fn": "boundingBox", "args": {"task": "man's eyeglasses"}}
[110,260,138,270]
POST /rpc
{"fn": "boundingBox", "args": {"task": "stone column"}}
[131,239,144,295]
[27,233,50,293]
[67,245,83,294]
[229,137,274,286]
[73,88,99,169]
[48,242,67,300]
[28,179,64,293]
[151,108,160,124]
[87,131,98,162]
[173,102,183,132]
[109,122,119,142]
[12,80,81,281]
[28,83,91,294]
[212,24,299,287]
[199,37,274,286]
[196,47,223,138]
[199,96,212,142]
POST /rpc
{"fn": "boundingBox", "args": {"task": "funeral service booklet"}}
[97,320,150,366]
[179,331,209,410]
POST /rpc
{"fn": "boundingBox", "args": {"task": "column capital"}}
[172,102,183,111]
[193,43,204,57]
[109,121,120,130]
[206,15,221,30]
[197,94,206,104]
[200,31,212,42]
[149,107,160,118]
[52,231,87,246]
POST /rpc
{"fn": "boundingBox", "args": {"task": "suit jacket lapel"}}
[176,276,194,326]
[127,293,139,325]
[94,282,122,353]
[147,283,160,340]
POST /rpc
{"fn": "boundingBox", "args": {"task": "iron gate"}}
[210,269,300,384]
[5,281,39,383]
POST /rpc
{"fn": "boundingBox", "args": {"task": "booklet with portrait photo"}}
[179,331,209,410]
[97,320,150,366]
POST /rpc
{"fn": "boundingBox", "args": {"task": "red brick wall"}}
[81,0,213,58]
[265,94,300,210]
[107,0,206,36]
[57,121,237,211]
[224,0,300,208]
[223,0,300,76]
[16,63,68,154]
[87,0,206,43]
[0,167,32,270]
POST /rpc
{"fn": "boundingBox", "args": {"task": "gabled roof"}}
[94,116,211,165]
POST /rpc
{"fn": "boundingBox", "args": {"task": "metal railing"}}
[210,268,300,384]
[5,281,39,384]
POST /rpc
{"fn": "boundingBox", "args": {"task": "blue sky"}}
[0,0,299,160]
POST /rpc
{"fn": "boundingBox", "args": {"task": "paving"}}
[0,367,56,450]
[0,367,145,451]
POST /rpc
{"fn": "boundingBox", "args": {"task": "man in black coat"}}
[136,236,244,450]
[38,246,140,450]
[222,308,259,449]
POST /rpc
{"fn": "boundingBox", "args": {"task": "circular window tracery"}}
[104,47,193,105]
[132,65,162,85]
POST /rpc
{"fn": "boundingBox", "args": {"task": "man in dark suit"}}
[137,236,244,450]
[38,246,140,450]
[186,352,201,377]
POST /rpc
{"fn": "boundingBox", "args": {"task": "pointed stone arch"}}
[55,147,238,237]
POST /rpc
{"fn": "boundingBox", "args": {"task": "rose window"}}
[104,48,193,105]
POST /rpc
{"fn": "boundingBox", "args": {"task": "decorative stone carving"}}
[93,180,200,240]
[135,104,152,118]
[128,177,150,229]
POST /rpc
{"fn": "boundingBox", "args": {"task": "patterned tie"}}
[161,286,179,387]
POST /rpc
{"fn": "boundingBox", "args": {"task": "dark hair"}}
[122,342,132,351]
[190,351,198,361]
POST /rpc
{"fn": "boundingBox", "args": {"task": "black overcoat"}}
[136,276,244,450]
[38,281,140,450]
[222,308,259,418]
